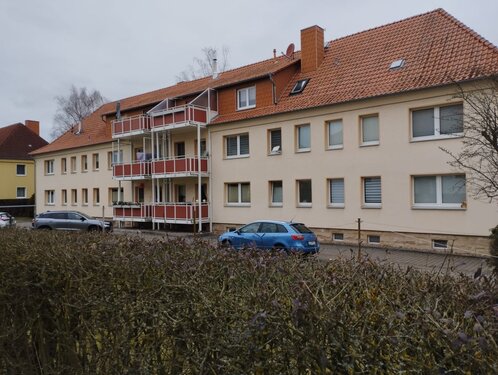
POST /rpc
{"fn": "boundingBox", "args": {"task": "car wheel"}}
[88,225,101,232]
[221,239,231,248]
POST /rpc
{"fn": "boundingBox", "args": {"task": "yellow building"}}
[0,121,47,202]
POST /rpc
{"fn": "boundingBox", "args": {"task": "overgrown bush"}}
[0,229,496,373]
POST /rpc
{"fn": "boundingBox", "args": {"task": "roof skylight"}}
[389,59,405,70]
[290,79,310,95]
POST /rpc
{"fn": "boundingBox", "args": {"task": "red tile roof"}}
[212,8,498,124]
[0,123,48,160]
[32,8,498,155]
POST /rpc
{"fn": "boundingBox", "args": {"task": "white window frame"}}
[296,124,311,152]
[82,188,89,205]
[61,189,67,205]
[268,128,282,155]
[432,239,448,250]
[93,188,100,205]
[362,176,382,208]
[328,178,345,208]
[360,114,380,147]
[92,153,100,170]
[326,119,343,150]
[16,164,26,176]
[226,182,251,206]
[225,133,249,159]
[45,160,54,175]
[411,104,463,142]
[333,233,344,241]
[81,155,88,172]
[70,156,77,173]
[16,187,27,199]
[237,86,256,110]
[46,190,55,205]
[270,180,283,207]
[412,174,466,210]
[61,158,67,174]
[297,179,312,207]
[368,235,381,244]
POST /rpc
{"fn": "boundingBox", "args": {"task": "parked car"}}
[218,220,319,254]
[0,212,16,228]
[32,211,112,232]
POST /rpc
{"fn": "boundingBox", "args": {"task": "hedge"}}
[0,229,496,373]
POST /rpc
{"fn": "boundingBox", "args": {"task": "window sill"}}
[93,204,100,207]
[410,134,463,142]
[46,203,55,206]
[297,203,312,208]
[360,141,379,147]
[16,174,27,177]
[236,105,256,111]
[268,151,282,156]
[45,173,54,176]
[412,205,466,210]
[82,170,88,173]
[225,155,250,160]
[16,197,27,199]
[62,203,67,206]
[82,203,88,206]
[225,203,251,207]
[71,204,78,207]
[270,203,283,207]
[295,148,311,153]
[362,204,382,209]
[326,145,343,151]
[328,204,345,209]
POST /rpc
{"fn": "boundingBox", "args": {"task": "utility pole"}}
[357,218,362,261]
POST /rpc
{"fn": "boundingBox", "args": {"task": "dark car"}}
[32,211,112,232]
[0,212,16,228]
[218,220,319,254]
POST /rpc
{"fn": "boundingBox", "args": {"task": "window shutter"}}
[330,179,344,204]
[239,134,249,155]
[364,177,381,204]
[226,137,238,156]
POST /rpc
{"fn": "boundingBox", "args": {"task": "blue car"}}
[218,220,320,254]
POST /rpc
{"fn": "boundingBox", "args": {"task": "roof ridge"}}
[329,8,445,44]
[436,8,498,52]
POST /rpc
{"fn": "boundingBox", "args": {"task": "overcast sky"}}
[1,0,497,140]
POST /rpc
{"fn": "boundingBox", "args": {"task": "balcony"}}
[113,204,152,222]
[113,203,209,225]
[112,115,150,138]
[152,203,209,224]
[113,161,151,180]
[150,104,209,131]
[152,156,208,178]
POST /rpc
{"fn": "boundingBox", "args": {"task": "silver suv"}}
[32,211,113,232]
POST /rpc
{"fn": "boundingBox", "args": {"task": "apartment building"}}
[32,9,498,255]
[31,109,132,219]
[0,121,47,207]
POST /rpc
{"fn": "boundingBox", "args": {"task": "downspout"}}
[268,73,277,105]
[197,123,201,233]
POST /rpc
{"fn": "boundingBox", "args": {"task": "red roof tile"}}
[211,9,498,124]
[33,8,498,155]
[0,123,48,159]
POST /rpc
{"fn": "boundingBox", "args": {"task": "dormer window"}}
[237,86,256,110]
[290,79,309,95]
[389,59,405,70]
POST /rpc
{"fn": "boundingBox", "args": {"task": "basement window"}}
[290,79,310,95]
[432,239,448,250]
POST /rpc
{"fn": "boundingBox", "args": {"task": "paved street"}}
[15,220,492,277]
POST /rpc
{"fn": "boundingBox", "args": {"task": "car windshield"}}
[290,223,313,234]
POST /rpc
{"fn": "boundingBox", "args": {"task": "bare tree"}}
[51,85,107,139]
[441,77,498,203]
[176,46,229,82]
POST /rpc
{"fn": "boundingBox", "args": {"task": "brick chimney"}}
[25,120,40,135]
[300,25,325,73]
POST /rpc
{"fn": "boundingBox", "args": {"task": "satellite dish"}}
[285,43,295,58]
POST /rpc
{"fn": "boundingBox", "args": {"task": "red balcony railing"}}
[152,203,209,223]
[112,115,150,137]
[151,105,208,129]
[113,161,151,179]
[113,204,152,221]
[152,157,208,176]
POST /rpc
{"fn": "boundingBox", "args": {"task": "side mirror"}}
[80,217,86,221]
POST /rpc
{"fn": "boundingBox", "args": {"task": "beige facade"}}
[34,143,132,219]
[209,86,497,256]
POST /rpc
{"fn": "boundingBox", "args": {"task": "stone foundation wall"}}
[213,223,491,257]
